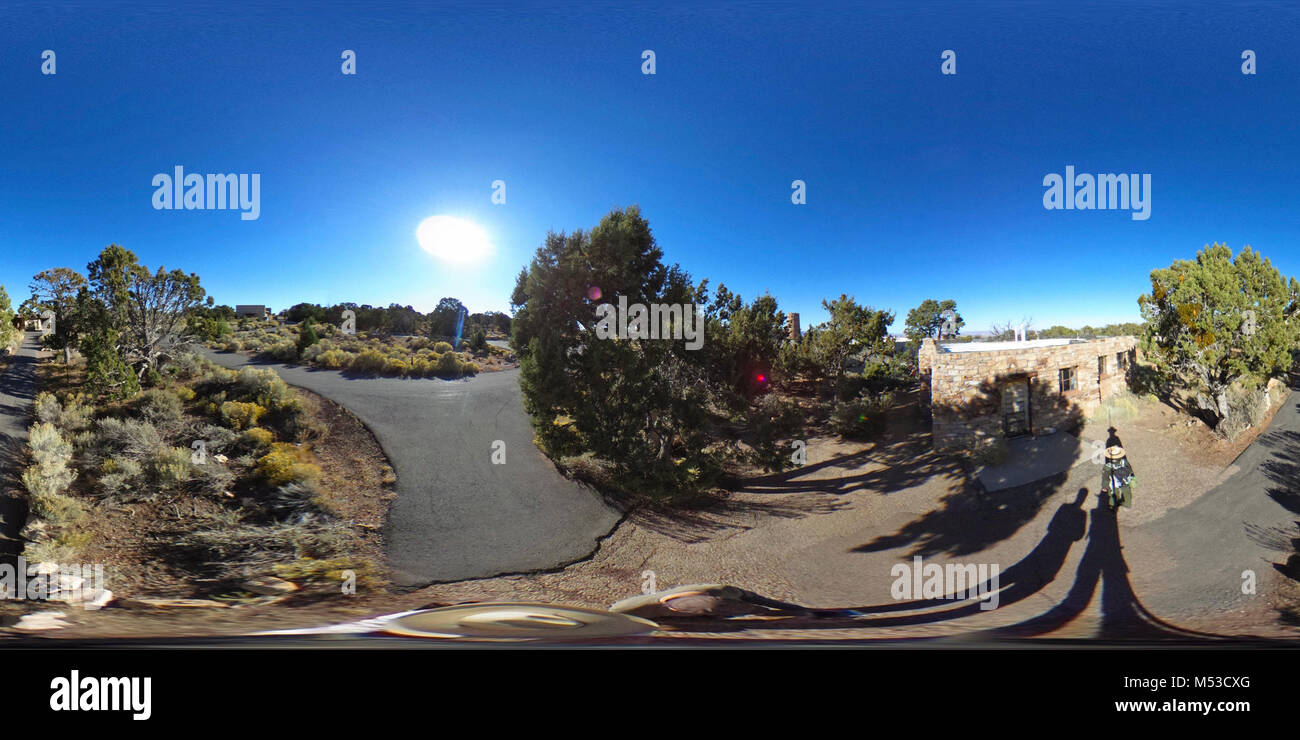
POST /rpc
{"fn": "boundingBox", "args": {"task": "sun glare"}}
[416,215,493,264]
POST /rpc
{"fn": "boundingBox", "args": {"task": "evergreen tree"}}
[1138,243,1300,428]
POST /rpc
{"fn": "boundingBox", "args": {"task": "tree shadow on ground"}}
[850,471,1066,559]
[0,346,39,415]
[630,492,851,544]
[0,435,29,557]
[651,489,1236,641]
[724,371,1092,558]
[0,337,38,558]
[1254,413,1300,583]
[1259,426,1300,517]
[732,430,966,498]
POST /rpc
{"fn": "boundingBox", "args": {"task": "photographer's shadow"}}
[989,490,1217,640]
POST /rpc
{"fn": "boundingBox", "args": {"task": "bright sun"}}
[416,215,493,264]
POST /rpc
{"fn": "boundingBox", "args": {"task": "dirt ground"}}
[0,360,396,636]
[7,386,1299,642]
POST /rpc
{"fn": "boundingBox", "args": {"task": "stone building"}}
[918,336,1138,449]
[235,305,271,320]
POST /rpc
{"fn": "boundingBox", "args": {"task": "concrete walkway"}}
[975,430,1083,492]
[202,350,623,586]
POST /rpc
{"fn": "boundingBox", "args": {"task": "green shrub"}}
[71,430,96,450]
[256,443,322,487]
[151,446,193,488]
[351,349,387,375]
[221,401,267,430]
[34,392,95,433]
[22,423,82,522]
[467,327,488,353]
[202,365,239,387]
[315,349,350,369]
[745,394,806,472]
[297,319,320,356]
[272,557,384,590]
[264,395,322,442]
[25,528,93,564]
[33,392,61,425]
[1091,392,1140,423]
[831,397,886,439]
[242,427,274,449]
[137,388,185,426]
[432,341,454,354]
[170,352,207,380]
[435,351,462,377]
[236,367,293,406]
[268,341,299,362]
[99,456,143,497]
[93,417,165,459]
[300,340,331,363]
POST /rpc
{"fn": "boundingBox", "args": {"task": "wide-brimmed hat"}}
[1105,445,1126,460]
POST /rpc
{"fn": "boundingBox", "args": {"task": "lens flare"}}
[587,285,602,301]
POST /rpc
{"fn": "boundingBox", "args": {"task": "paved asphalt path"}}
[203,350,622,586]
[1134,383,1300,619]
[0,333,41,552]
[0,333,39,446]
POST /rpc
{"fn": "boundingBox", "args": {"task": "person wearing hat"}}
[1101,444,1136,511]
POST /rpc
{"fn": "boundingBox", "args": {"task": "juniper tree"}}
[25,267,88,364]
[1138,243,1300,428]
[904,299,963,342]
[511,206,718,495]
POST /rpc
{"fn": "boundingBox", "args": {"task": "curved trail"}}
[203,350,622,586]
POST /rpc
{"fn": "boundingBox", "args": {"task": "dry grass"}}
[20,354,396,605]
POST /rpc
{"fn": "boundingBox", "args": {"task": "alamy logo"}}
[0,557,108,610]
[594,296,704,350]
[890,555,1000,610]
[1043,165,1151,221]
[152,166,260,221]
[50,670,151,720]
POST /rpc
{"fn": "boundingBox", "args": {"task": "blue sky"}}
[2,1,1299,333]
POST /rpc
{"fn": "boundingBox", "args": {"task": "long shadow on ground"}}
[655,490,1240,641]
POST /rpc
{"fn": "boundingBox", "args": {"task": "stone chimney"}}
[917,338,938,375]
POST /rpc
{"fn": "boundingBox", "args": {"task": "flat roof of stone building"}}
[938,338,1094,353]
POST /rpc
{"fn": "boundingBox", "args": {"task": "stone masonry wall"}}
[919,336,1139,449]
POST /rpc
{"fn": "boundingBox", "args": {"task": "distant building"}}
[235,305,271,320]
[918,336,1138,449]
[786,312,801,341]
[25,314,54,334]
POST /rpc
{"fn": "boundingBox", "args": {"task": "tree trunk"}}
[63,345,73,365]
[1214,389,1230,427]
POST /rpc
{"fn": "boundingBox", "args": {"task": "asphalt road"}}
[0,333,39,446]
[0,333,40,552]
[1135,383,1300,618]
[202,350,622,586]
